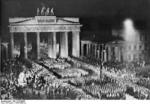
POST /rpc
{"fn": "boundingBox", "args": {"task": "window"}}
[139,45,142,50]
[128,45,131,50]
[133,54,138,60]
[145,35,147,41]
[139,54,143,60]
[134,45,137,50]
[136,44,139,50]
[128,54,131,60]
[140,35,144,41]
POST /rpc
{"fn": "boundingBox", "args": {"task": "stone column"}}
[36,32,40,59]
[104,50,107,62]
[48,32,57,58]
[91,44,93,58]
[60,32,68,58]
[86,44,89,57]
[24,32,28,59]
[97,45,100,59]
[31,35,36,59]
[99,45,101,59]
[118,47,121,62]
[97,50,100,59]
[2,43,9,60]
[88,43,91,57]
[94,44,97,58]
[116,47,119,61]
[89,43,91,57]
[81,42,84,56]
[107,46,111,61]
[10,32,14,58]
[93,44,95,58]
[20,32,28,59]
[72,31,80,57]
[91,44,94,57]
[101,44,104,61]
[53,32,57,59]
[6,44,8,59]
[120,48,123,62]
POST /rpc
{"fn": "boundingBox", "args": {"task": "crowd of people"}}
[1,56,55,99]
[1,56,27,99]
[69,57,150,100]
[44,82,94,99]
[136,78,150,90]
[1,76,16,99]
[39,58,71,69]
[102,62,150,99]
[39,58,89,78]
[1,55,150,100]
[68,75,126,99]
[1,57,95,99]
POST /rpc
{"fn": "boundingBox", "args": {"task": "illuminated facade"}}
[8,15,82,59]
[1,42,9,61]
[106,30,150,62]
[81,30,150,63]
[81,40,107,62]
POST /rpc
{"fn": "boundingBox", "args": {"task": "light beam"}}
[122,18,139,42]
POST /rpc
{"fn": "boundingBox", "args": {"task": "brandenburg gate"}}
[8,14,82,59]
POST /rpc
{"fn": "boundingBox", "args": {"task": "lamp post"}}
[100,43,107,82]
[100,61,103,82]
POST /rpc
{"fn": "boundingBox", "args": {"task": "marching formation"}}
[1,56,150,100]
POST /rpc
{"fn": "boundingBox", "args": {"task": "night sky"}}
[1,0,150,43]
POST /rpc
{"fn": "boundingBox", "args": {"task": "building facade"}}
[81,40,107,62]
[1,43,9,62]
[106,30,150,63]
[8,15,82,59]
[81,30,150,63]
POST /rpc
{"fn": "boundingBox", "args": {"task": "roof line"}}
[10,18,34,24]
[58,18,79,23]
